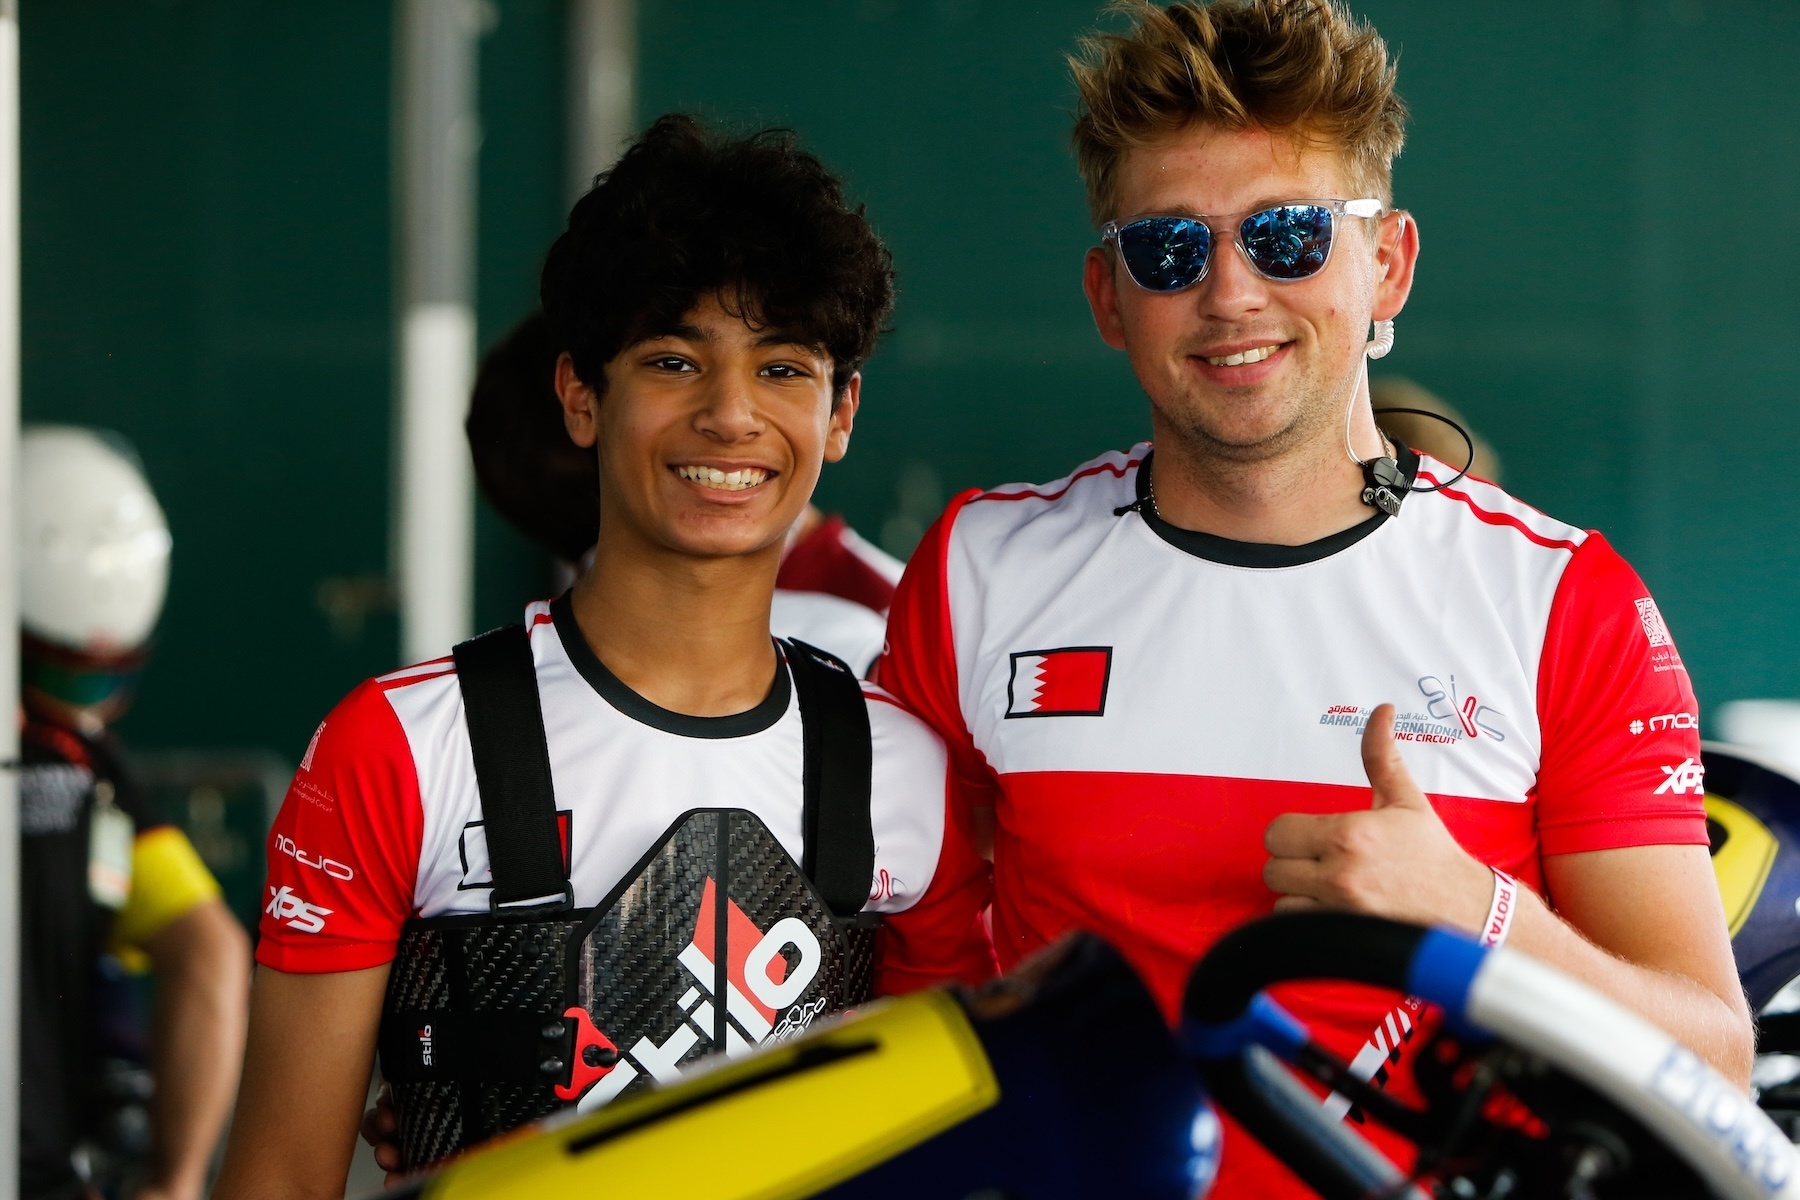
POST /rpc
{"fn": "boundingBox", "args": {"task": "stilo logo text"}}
[572,877,829,1115]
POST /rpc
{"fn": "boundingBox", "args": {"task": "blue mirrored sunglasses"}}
[1101,198,1387,292]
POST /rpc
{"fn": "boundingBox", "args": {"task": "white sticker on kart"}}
[1649,1044,1795,1194]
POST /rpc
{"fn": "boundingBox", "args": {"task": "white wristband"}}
[1479,868,1518,948]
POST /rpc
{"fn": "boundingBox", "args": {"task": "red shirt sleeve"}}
[873,756,998,995]
[776,513,900,613]
[873,491,1000,815]
[256,678,425,972]
[1534,533,1707,856]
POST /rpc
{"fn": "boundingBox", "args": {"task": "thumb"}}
[1361,703,1426,809]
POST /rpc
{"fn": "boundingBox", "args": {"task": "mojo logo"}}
[1655,758,1706,796]
[274,834,354,881]
[1630,712,1698,736]
[264,886,332,934]
[1418,675,1506,742]
[572,877,826,1114]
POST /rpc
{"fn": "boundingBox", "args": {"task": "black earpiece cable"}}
[1116,406,1477,524]
[1372,406,1476,493]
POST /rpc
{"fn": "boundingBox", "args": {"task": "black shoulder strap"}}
[785,639,875,919]
[453,625,570,912]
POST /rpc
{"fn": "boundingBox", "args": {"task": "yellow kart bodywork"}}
[1707,792,1778,936]
[417,988,999,1200]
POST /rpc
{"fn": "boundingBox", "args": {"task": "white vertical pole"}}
[395,0,480,664]
[566,0,634,202]
[0,1,19,1196]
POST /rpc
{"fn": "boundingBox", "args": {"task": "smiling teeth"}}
[1204,345,1278,367]
[678,465,769,490]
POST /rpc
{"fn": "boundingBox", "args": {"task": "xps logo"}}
[1655,759,1706,796]
[265,886,332,934]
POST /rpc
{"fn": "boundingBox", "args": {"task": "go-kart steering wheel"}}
[1182,912,1799,1200]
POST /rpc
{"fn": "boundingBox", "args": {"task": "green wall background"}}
[23,1,562,757]
[22,1,1800,765]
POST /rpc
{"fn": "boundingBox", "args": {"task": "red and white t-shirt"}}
[778,513,903,614]
[877,443,1705,1194]
[258,597,996,997]
[770,515,906,675]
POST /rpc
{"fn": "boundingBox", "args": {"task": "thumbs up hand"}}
[1263,703,1495,933]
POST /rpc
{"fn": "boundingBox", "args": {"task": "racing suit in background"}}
[20,721,225,1200]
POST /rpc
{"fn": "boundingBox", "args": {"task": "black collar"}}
[1128,445,1418,568]
[550,592,791,739]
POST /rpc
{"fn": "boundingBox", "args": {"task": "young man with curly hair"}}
[464,309,903,675]
[216,115,994,1200]
[877,0,1751,1192]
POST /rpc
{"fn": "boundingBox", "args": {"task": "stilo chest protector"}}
[375,628,879,1169]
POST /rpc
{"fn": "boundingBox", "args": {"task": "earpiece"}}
[1365,318,1395,360]
[1355,406,1477,518]
[1359,454,1406,517]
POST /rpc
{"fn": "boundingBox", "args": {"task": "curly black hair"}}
[465,310,599,562]
[541,113,896,399]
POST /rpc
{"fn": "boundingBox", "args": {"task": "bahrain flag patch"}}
[1005,646,1113,718]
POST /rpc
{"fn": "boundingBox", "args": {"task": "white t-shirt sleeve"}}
[862,685,998,994]
[771,588,887,676]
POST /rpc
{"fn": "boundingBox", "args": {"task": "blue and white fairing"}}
[1184,913,1800,1200]
[1414,928,1798,1198]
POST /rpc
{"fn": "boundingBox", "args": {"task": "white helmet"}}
[20,426,172,653]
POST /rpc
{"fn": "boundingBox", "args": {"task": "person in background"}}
[18,427,250,1200]
[1369,374,1502,483]
[467,310,902,673]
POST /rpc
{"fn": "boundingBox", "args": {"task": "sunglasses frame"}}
[1101,198,1388,293]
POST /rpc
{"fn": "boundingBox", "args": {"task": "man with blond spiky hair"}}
[877,0,1750,1192]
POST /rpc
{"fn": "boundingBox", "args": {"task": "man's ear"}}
[1082,246,1129,351]
[823,372,860,464]
[555,352,599,448]
[1372,210,1420,323]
